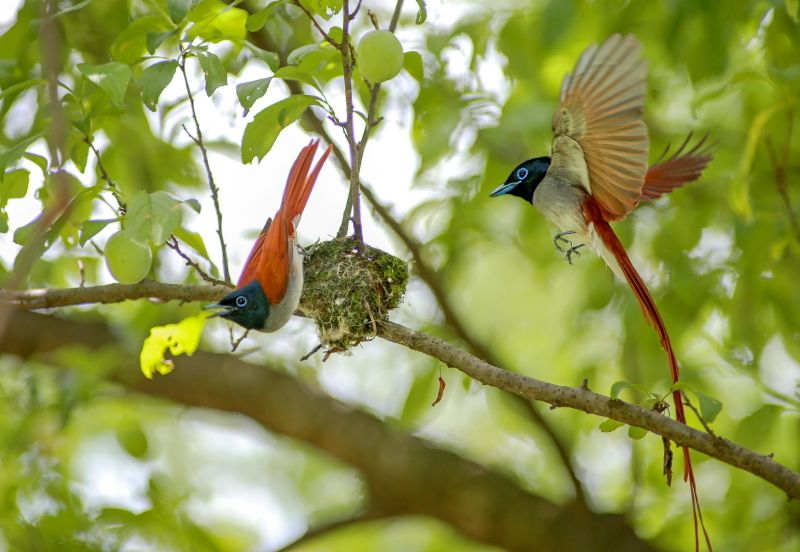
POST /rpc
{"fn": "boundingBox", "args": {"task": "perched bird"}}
[490,34,713,547]
[208,139,332,331]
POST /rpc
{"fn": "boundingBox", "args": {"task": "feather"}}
[642,133,714,201]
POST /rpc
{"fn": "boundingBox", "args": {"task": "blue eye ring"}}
[516,167,529,180]
[235,296,248,307]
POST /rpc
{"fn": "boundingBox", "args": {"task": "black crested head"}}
[490,156,551,203]
[208,281,269,331]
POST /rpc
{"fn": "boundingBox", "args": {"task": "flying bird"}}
[490,34,713,547]
[208,139,331,331]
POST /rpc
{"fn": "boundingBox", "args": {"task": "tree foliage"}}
[1,0,799,551]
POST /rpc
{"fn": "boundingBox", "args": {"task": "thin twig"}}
[178,45,231,283]
[290,0,340,47]
[335,0,364,243]
[85,136,126,212]
[167,236,228,286]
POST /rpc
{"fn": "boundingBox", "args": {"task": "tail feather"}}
[583,196,712,551]
[276,139,332,236]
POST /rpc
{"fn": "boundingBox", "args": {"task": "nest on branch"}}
[300,238,408,350]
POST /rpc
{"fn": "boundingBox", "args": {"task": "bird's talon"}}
[553,231,576,252]
[566,244,585,264]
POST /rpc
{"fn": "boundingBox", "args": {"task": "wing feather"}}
[553,34,649,221]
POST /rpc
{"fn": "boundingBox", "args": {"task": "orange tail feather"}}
[583,196,712,550]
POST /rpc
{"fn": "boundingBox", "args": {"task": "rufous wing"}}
[641,133,714,201]
[237,140,331,304]
[552,34,649,221]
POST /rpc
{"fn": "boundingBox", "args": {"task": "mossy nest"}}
[300,238,408,350]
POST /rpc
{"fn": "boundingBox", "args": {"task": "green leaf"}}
[302,0,342,19]
[414,0,427,24]
[241,95,318,163]
[245,44,280,71]
[146,30,176,54]
[697,392,723,424]
[79,218,118,246]
[137,60,179,111]
[13,216,39,246]
[627,426,647,440]
[124,191,182,244]
[235,78,271,116]
[70,136,90,173]
[187,0,248,42]
[173,226,210,261]
[77,62,132,107]
[599,419,624,432]
[246,0,286,32]
[274,65,322,92]
[112,16,171,65]
[23,152,48,174]
[198,52,227,96]
[403,51,423,81]
[609,380,651,400]
[182,198,202,213]
[168,0,195,23]
[0,134,42,177]
[0,169,29,207]
[140,314,208,378]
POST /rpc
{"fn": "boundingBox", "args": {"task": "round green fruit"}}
[357,30,404,83]
[105,230,152,284]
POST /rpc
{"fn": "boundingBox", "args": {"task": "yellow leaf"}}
[140,313,208,378]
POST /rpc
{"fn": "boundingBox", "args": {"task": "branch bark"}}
[0,309,652,552]
[2,282,798,500]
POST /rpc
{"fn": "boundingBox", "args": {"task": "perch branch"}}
[1,283,799,500]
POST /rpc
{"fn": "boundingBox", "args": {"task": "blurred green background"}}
[1,0,799,550]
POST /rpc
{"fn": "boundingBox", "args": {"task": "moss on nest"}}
[300,238,408,350]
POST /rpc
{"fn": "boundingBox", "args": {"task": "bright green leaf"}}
[124,191,182,244]
[78,62,132,107]
[246,0,286,32]
[146,30,175,54]
[628,426,647,440]
[599,419,624,432]
[0,169,29,206]
[0,134,42,178]
[79,218,118,246]
[137,60,179,111]
[182,198,202,213]
[302,0,342,19]
[274,65,322,92]
[236,78,271,115]
[403,51,423,81]
[173,226,210,261]
[245,44,280,71]
[697,392,723,424]
[168,0,195,23]
[112,16,171,65]
[241,95,318,163]
[198,52,227,96]
[140,313,208,378]
[187,0,247,42]
[415,0,427,23]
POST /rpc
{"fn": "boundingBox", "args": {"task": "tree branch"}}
[178,45,231,283]
[1,282,798,500]
[1,309,653,552]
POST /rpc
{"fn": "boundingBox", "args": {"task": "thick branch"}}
[1,309,651,552]
[1,282,798,500]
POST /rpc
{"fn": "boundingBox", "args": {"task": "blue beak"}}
[204,303,232,318]
[490,181,518,197]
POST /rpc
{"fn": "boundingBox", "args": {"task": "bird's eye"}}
[235,296,248,308]
[516,167,529,180]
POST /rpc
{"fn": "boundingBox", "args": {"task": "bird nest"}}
[300,238,408,351]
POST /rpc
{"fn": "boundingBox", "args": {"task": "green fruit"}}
[357,30,404,83]
[105,230,152,284]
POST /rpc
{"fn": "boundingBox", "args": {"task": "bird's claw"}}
[553,231,576,252]
[566,244,585,265]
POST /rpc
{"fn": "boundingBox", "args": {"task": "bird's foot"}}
[566,244,585,265]
[553,231,576,252]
